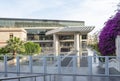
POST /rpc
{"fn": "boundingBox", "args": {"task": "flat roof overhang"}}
[46,26,95,35]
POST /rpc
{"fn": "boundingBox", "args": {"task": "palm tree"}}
[6,37,25,58]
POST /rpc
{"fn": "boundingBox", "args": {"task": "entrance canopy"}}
[46,26,95,35]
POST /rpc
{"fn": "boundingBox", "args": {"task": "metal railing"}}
[0,55,120,81]
[0,73,120,81]
[0,74,46,81]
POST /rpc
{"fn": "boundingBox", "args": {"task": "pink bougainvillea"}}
[99,10,120,56]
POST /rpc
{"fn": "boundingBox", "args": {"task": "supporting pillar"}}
[53,34,59,56]
[74,33,80,56]
[74,33,80,67]
[116,35,120,71]
[116,35,120,59]
[79,35,82,57]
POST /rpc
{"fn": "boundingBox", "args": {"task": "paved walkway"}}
[55,76,120,81]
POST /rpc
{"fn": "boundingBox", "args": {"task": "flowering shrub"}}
[99,11,120,56]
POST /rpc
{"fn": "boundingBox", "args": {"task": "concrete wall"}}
[0,28,27,47]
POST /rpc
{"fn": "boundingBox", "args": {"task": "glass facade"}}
[0,18,84,27]
[59,35,74,52]
[82,41,87,51]
[0,18,88,54]
[27,34,53,40]
[82,34,87,39]
[59,35,74,40]
[26,29,53,41]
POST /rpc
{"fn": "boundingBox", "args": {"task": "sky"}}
[0,0,119,34]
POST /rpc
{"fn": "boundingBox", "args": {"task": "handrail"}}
[0,74,46,80]
[61,50,77,61]
[67,58,73,67]
[1,72,120,81]
[1,55,120,78]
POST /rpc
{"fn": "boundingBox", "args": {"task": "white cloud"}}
[59,0,119,33]
[0,0,119,34]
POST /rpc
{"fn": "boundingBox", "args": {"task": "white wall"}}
[0,28,27,47]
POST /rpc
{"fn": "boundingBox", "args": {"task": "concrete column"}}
[53,34,59,56]
[116,35,120,59]
[74,33,80,67]
[74,33,80,56]
[116,35,120,71]
[79,35,82,57]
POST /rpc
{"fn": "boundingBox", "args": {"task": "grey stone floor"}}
[55,76,120,81]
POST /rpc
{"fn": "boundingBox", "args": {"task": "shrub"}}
[99,11,120,56]
[22,42,41,55]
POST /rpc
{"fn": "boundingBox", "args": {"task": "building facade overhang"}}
[46,26,95,35]
[0,28,27,33]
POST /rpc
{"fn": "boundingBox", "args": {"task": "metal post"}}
[49,75,51,81]
[93,51,96,63]
[73,56,77,74]
[4,55,7,77]
[105,56,109,76]
[53,75,55,81]
[73,56,77,81]
[118,57,120,71]
[57,55,61,74]
[43,74,46,81]
[88,56,92,75]
[43,56,47,81]
[16,56,20,76]
[29,56,34,81]
[56,55,62,81]
[43,56,47,74]
[34,76,36,81]
[18,78,20,81]
[29,56,33,73]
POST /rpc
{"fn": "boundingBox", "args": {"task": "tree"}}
[6,37,25,58]
[0,47,9,54]
[23,42,41,55]
[0,47,10,60]
[99,6,120,56]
